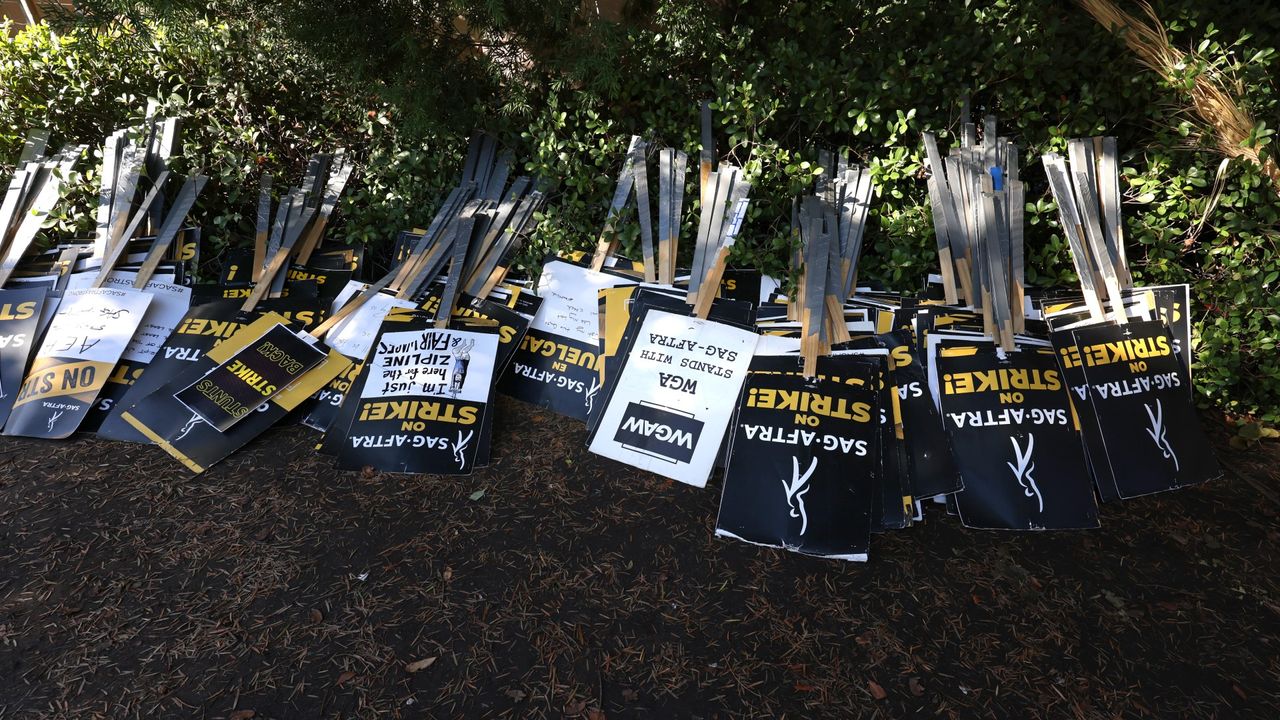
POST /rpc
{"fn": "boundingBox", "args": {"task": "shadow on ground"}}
[0,397,1277,719]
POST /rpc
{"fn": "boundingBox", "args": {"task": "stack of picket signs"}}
[0,113,206,440]
[0,109,1221,565]
[503,113,1218,563]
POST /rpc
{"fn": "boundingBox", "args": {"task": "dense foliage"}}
[2,1,1279,420]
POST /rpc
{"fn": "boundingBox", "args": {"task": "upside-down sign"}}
[588,308,758,487]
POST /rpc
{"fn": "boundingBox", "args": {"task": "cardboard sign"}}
[936,345,1099,530]
[0,288,48,429]
[587,308,758,487]
[300,290,417,432]
[5,288,153,439]
[716,368,880,560]
[64,271,192,433]
[175,322,326,431]
[534,259,635,344]
[65,271,193,364]
[1067,320,1219,497]
[120,312,348,473]
[497,258,634,421]
[336,323,499,474]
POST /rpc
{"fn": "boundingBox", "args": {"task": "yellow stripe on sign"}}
[121,411,207,474]
[11,359,114,408]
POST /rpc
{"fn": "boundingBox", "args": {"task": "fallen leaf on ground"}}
[586,709,606,720]
[405,657,436,673]
[505,688,527,701]
[868,680,887,700]
[308,608,323,624]
[228,711,255,720]
[443,567,453,582]
[469,489,486,501]
[564,699,587,715]
[336,671,356,686]
[360,465,376,479]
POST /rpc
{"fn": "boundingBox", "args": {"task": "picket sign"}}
[587,308,758,487]
[118,232,397,471]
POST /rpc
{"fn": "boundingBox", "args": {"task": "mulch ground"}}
[0,397,1277,719]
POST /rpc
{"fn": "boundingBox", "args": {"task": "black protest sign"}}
[936,345,1099,530]
[1043,283,1193,390]
[747,352,905,531]
[0,288,47,429]
[587,308,759,487]
[499,330,603,420]
[497,258,633,421]
[842,351,910,532]
[336,321,499,475]
[5,288,153,439]
[1067,320,1219,497]
[1134,284,1193,389]
[96,298,243,442]
[96,297,327,442]
[718,268,762,304]
[717,367,880,560]
[121,311,348,473]
[1046,326,1120,502]
[175,322,326,431]
[217,247,256,288]
[874,330,962,497]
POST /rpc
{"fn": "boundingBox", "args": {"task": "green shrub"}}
[0,18,456,258]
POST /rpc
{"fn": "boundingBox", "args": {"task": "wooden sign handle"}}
[692,243,732,320]
[91,170,170,289]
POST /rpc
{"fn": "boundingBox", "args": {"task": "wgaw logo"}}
[613,401,704,464]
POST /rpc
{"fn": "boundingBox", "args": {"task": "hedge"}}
[1,0,1278,421]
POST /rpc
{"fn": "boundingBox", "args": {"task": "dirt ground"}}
[0,397,1277,719]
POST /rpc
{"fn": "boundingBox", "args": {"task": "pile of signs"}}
[919,122,1218,533]
[0,111,1222,564]
[0,116,206,440]
[107,131,545,475]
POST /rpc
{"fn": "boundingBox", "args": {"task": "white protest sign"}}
[37,287,153,364]
[533,260,634,345]
[362,328,498,403]
[589,309,758,487]
[328,279,366,315]
[66,271,191,364]
[326,290,417,359]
